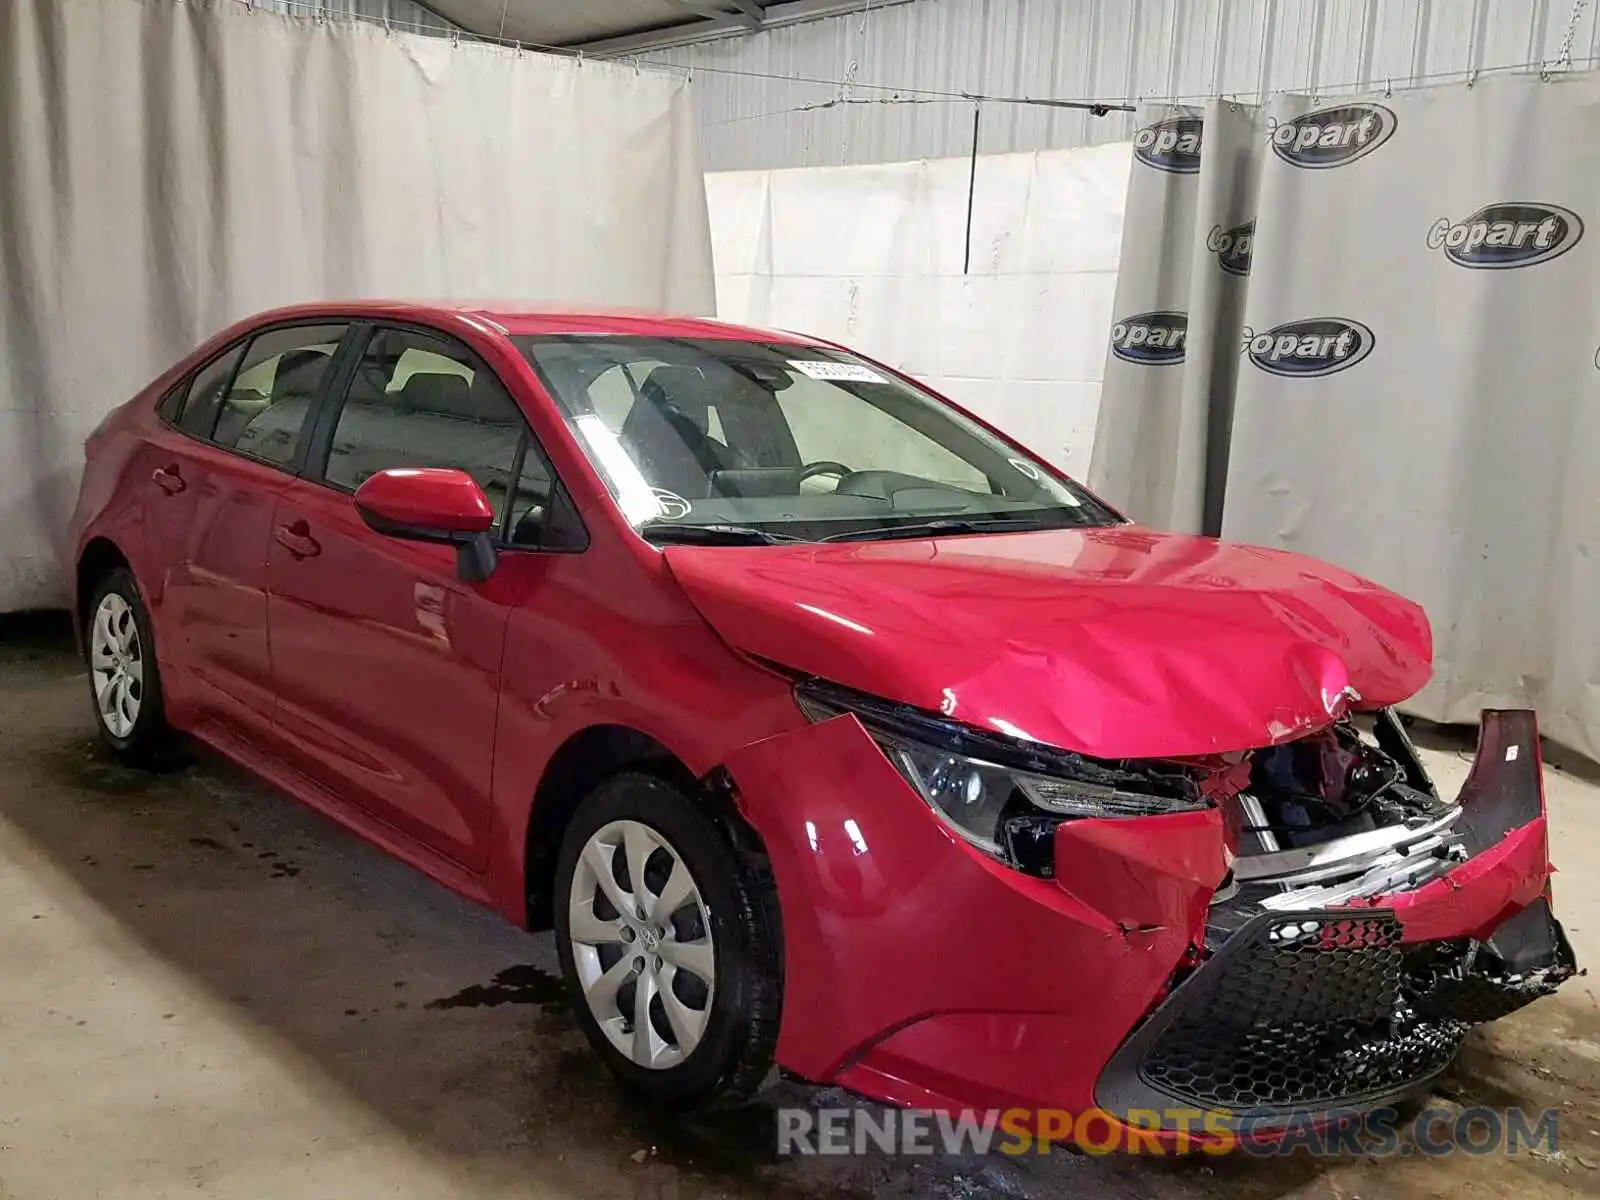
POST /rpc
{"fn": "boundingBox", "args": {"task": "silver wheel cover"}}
[90,592,144,739]
[568,818,716,1070]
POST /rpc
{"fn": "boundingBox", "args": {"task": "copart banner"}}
[1090,75,1600,758]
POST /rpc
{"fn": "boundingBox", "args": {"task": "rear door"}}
[264,324,557,869]
[140,322,350,734]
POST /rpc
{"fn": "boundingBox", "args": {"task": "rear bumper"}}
[723,707,1575,1143]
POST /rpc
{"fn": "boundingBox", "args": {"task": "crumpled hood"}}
[664,525,1433,759]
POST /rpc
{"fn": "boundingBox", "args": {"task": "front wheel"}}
[85,568,174,768]
[553,772,781,1109]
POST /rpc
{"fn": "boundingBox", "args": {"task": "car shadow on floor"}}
[0,621,1454,1200]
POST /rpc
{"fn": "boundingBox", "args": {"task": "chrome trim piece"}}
[1238,794,1280,854]
[1257,842,1462,911]
[1232,806,1462,884]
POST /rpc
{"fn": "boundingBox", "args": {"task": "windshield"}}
[515,335,1122,543]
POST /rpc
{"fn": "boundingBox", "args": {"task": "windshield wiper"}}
[638,522,808,546]
[819,517,1051,543]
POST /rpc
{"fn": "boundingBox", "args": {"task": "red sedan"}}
[67,301,1573,1143]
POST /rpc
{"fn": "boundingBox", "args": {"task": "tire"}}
[553,772,781,1109]
[84,567,175,768]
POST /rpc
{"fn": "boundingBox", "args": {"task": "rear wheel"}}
[85,568,173,767]
[553,772,781,1108]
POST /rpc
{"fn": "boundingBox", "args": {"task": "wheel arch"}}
[521,722,771,932]
[75,537,132,650]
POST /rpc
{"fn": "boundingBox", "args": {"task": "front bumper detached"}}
[1097,709,1578,1130]
[1096,899,1575,1126]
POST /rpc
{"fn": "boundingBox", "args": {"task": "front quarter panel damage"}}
[1051,808,1230,945]
[720,713,1233,1108]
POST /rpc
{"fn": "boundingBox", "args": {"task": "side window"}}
[156,381,185,424]
[776,377,989,490]
[505,442,559,548]
[215,324,347,466]
[176,345,246,439]
[324,327,531,523]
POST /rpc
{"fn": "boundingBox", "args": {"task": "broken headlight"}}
[794,679,1210,876]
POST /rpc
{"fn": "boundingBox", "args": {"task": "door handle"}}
[152,465,186,495]
[274,520,321,559]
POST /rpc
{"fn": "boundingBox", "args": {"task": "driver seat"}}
[619,367,738,499]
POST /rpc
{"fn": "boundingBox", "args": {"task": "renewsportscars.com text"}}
[776,1105,1560,1157]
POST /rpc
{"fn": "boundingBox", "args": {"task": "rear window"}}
[213,324,346,466]
[175,345,246,439]
[155,382,185,423]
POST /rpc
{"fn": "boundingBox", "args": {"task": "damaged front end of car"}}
[723,679,1576,1139]
[1096,707,1578,1131]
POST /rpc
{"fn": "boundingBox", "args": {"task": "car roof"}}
[240,300,824,345]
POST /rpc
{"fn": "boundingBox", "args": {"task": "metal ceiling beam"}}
[668,0,763,31]
[572,0,915,57]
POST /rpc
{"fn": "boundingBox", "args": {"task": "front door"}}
[264,325,545,870]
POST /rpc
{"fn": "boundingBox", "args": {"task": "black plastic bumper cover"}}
[1096,899,1576,1130]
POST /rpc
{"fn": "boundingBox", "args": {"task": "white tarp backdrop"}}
[705,143,1130,478]
[0,0,714,612]
[1090,75,1600,759]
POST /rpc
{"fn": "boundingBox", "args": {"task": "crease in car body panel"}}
[481,549,817,927]
[1049,807,1230,945]
[662,527,1434,762]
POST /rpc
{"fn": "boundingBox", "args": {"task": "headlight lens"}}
[796,678,1211,876]
[891,744,1018,855]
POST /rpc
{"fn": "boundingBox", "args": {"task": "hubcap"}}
[90,593,143,740]
[568,819,716,1070]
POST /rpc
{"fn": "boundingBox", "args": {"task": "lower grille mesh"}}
[1137,914,1466,1112]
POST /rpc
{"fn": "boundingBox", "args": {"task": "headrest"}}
[639,366,716,431]
[272,349,329,402]
[398,371,475,418]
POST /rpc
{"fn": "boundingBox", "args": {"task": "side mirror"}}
[354,468,499,582]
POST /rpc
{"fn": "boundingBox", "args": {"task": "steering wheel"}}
[797,461,852,483]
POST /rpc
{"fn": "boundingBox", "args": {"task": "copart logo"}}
[1243,318,1374,378]
[1270,104,1397,168]
[1427,202,1584,269]
[1133,117,1203,174]
[1207,219,1254,276]
[1110,312,1188,365]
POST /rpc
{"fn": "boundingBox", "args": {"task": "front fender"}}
[722,713,1230,1101]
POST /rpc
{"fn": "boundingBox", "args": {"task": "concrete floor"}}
[3,613,1600,1200]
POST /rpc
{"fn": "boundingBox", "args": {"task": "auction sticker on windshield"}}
[790,360,888,384]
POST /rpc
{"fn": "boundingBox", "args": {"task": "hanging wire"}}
[706,93,1126,128]
[707,95,950,127]
[837,0,872,101]
[1554,0,1589,72]
[834,0,875,162]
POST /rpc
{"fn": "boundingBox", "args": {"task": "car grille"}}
[1095,910,1475,1124]
[1137,913,1466,1111]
